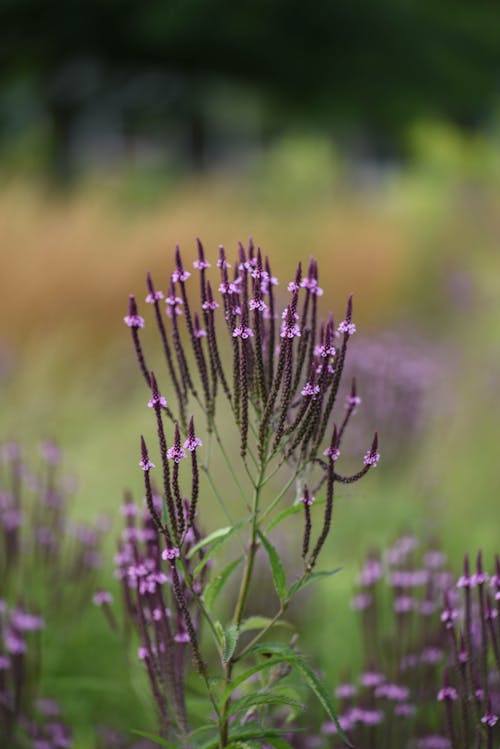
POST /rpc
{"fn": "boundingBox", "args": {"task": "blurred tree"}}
[1,0,499,178]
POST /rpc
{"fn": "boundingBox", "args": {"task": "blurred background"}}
[1,1,500,744]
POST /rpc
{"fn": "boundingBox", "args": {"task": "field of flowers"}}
[1,125,500,747]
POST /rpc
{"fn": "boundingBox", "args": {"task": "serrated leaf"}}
[287,567,342,598]
[227,691,304,718]
[187,526,232,558]
[193,520,249,577]
[202,726,294,749]
[131,729,177,748]
[246,644,352,747]
[257,530,287,603]
[223,622,240,663]
[204,556,243,611]
[239,616,294,634]
[217,657,290,711]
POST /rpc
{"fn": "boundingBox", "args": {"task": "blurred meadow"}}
[2,3,500,746]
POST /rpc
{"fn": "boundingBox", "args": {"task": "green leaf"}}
[131,729,177,748]
[201,726,294,749]
[187,526,232,558]
[239,616,294,634]
[193,520,249,577]
[266,498,326,533]
[287,567,342,598]
[223,622,240,663]
[227,691,304,718]
[246,644,352,747]
[217,657,291,711]
[204,556,243,611]
[257,530,287,604]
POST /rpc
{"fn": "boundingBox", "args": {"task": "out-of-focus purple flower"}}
[171,269,190,283]
[0,655,11,669]
[359,559,383,586]
[335,683,357,699]
[480,710,498,727]
[395,702,416,716]
[351,593,373,610]
[92,591,113,606]
[193,259,210,270]
[40,440,61,465]
[394,596,414,614]
[162,547,180,561]
[375,683,410,701]
[4,630,27,654]
[146,290,164,303]
[437,686,458,701]
[360,671,385,688]
[416,737,451,749]
[11,610,45,631]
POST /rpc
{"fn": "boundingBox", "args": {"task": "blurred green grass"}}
[1,122,500,744]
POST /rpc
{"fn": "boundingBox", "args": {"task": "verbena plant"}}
[121,241,380,748]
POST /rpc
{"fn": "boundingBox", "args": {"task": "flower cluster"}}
[316,538,500,749]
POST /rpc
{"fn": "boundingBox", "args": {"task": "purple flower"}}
[233,326,253,339]
[124,294,144,328]
[301,382,320,398]
[249,298,267,312]
[323,445,340,460]
[375,683,410,701]
[437,686,458,701]
[360,671,385,688]
[315,344,336,358]
[174,630,190,643]
[11,610,44,631]
[184,417,202,452]
[338,320,356,335]
[287,281,300,291]
[421,647,443,664]
[138,646,149,660]
[417,737,451,749]
[359,558,382,586]
[145,290,164,303]
[162,547,180,561]
[481,711,499,727]
[123,314,144,328]
[301,277,323,296]
[335,683,357,699]
[0,655,11,670]
[4,631,26,654]
[121,502,137,517]
[93,591,113,606]
[193,259,210,270]
[139,457,155,471]
[171,269,191,283]
[363,449,380,467]
[351,593,373,610]
[167,424,186,462]
[394,596,414,613]
[202,299,219,311]
[346,395,361,409]
[300,487,315,506]
[356,709,384,726]
[40,440,61,464]
[394,702,416,717]
[148,393,167,409]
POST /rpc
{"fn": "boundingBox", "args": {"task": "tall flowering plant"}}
[122,240,379,748]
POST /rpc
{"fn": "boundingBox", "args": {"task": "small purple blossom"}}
[139,457,155,471]
[301,277,323,296]
[171,269,191,283]
[364,450,380,467]
[193,259,210,270]
[166,445,186,462]
[481,711,499,727]
[184,418,202,452]
[375,683,410,701]
[300,487,315,506]
[148,393,167,409]
[437,686,458,701]
[346,394,362,408]
[335,683,357,699]
[145,290,164,303]
[162,547,180,561]
[11,611,45,631]
[394,702,416,716]
[249,298,267,312]
[315,344,336,358]
[302,382,320,398]
[359,558,383,586]
[351,593,373,610]
[93,591,113,606]
[360,671,386,688]
[233,326,253,339]
[124,314,144,328]
[338,320,356,335]
[202,299,219,310]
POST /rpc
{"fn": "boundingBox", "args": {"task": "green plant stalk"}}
[218,444,269,747]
